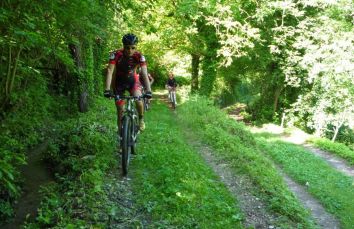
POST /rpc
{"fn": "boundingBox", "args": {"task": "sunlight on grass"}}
[250,124,310,144]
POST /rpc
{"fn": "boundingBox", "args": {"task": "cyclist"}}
[140,72,154,88]
[165,72,177,103]
[104,33,152,131]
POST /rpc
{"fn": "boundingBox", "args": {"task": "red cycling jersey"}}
[109,49,147,95]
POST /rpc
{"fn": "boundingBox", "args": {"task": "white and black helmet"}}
[122,33,138,45]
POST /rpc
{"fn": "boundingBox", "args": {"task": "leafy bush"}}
[27,98,118,227]
[0,76,52,221]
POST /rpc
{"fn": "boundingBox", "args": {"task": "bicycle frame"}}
[168,87,177,109]
[114,95,143,175]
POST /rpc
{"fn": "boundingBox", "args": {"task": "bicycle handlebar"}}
[111,94,146,100]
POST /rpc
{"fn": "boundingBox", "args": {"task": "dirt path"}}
[155,93,278,229]
[252,124,354,178]
[302,144,354,178]
[280,170,340,228]
[105,156,151,228]
[158,94,342,228]
[249,125,343,228]
[184,132,279,229]
[1,142,54,228]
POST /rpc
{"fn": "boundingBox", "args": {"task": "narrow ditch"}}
[1,142,54,228]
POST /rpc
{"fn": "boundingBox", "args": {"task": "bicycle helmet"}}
[122,33,138,45]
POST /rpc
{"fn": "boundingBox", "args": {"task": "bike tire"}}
[121,116,131,176]
[131,116,138,155]
[144,98,149,111]
[171,92,176,110]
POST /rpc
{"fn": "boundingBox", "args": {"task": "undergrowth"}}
[24,97,118,228]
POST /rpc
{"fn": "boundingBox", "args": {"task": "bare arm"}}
[149,75,154,85]
[140,65,151,92]
[105,63,115,90]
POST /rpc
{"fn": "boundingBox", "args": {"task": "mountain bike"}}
[113,94,144,176]
[168,87,177,110]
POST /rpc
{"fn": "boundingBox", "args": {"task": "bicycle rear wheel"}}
[121,116,131,176]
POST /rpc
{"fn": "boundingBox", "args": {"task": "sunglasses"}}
[124,46,136,50]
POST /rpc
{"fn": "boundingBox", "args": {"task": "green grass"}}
[132,100,243,228]
[256,136,354,229]
[308,137,354,165]
[177,96,316,228]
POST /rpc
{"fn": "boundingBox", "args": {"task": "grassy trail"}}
[132,99,243,228]
[129,95,315,228]
[27,94,353,228]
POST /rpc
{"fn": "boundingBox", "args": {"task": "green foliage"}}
[0,73,52,221]
[308,137,354,165]
[178,96,315,227]
[133,100,243,228]
[27,98,117,227]
[175,76,190,86]
[0,0,116,221]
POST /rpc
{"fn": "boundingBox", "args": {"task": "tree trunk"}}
[273,86,283,116]
[200,55,217,97]
[69,43,89,113]
[191,53,200,93]
[332,120,344,142]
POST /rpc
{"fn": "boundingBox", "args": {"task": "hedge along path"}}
[130,99,243,228]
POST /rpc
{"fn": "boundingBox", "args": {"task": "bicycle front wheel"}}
[131,115,138,155]
[171,91,176,110]
[121,116,132,176]
[144,97,149,111]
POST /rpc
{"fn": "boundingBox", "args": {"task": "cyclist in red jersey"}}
[104,33,152,131]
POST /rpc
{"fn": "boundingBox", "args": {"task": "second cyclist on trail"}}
[104,33,152,131]
[166,72,178,105]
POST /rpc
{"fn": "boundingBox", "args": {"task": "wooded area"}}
[0,0,353,227]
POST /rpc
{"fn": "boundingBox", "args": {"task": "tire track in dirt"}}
[105,162,152,228]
